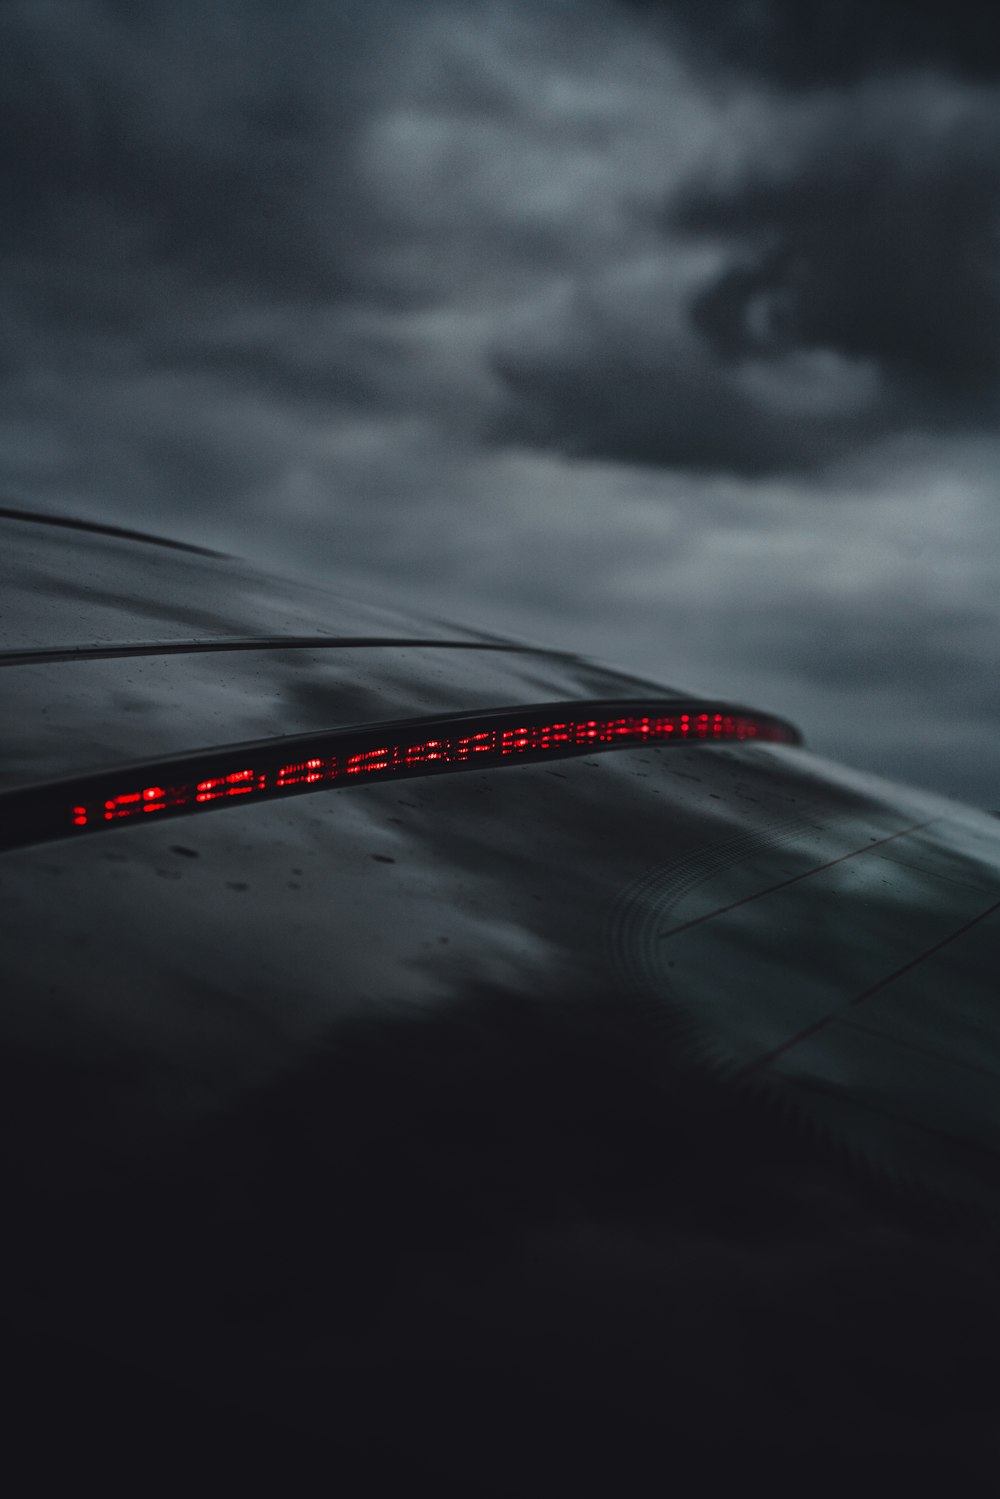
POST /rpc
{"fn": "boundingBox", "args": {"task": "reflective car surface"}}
[4,505,1000,1490]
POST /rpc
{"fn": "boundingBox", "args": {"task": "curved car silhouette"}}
[3,504,1000,1490]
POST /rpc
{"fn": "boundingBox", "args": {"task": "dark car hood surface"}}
[4,508,1000,1491]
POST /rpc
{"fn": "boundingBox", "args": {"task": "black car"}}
[3,503,1000,1491]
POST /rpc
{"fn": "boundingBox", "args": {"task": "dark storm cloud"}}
[675,102,1000,399]
[0,0,610,429]
[8,0,1000,464]
[16,0,1000,486]
[0,0,488,523]
[0,0,382,310]
[491,300,891,476]
[493,72,1000,476]
[622,0,1000,86]
[146,316,417,412]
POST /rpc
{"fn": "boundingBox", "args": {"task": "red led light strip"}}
[0,699,800,852]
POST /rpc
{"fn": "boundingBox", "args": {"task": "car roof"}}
[0,503,514,650]
[0,504,691,792]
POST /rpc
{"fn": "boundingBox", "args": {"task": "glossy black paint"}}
[0,647,684,791]
[4,510,1000,1489]
[0,697,799,852]
[0,506,505,650]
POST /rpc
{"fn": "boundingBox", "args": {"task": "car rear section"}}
[4,507,1000,1490]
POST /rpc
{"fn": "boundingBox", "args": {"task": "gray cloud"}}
[493,75,1000,475]
[0,0,388,307]
[621,0,1000,86]
[676,88,1000,397]
[490,293,893,476]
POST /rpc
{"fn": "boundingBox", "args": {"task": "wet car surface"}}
[4,507,1000,1491]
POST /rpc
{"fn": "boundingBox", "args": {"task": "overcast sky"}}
[4,0,1000,803]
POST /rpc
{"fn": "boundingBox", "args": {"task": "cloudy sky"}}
[4,0,1000,803]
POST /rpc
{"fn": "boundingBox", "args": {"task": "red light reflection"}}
[65,706,786,835]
